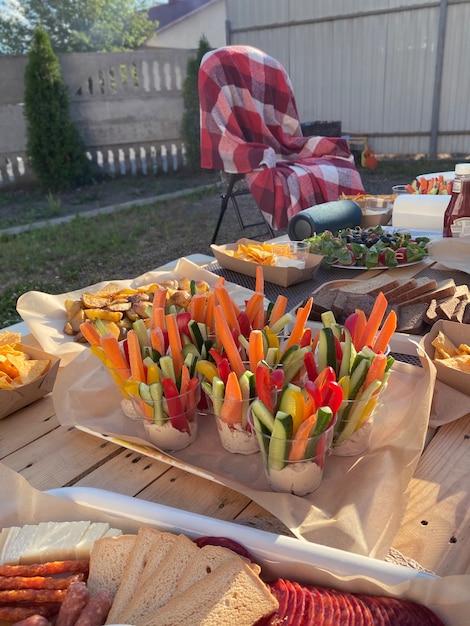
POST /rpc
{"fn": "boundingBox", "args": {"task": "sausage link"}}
[55,581,90,626]
[74,589,113,626]
[12,615,52,626]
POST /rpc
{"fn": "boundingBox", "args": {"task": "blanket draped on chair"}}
[199,45,364,230]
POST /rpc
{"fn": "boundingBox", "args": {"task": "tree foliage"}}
[181,35,212,171]
[0,0,155,54]
[24,26,93,191]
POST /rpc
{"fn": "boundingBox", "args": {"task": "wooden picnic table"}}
[1,256,469,578]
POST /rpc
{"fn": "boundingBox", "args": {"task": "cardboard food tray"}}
[40,486,467,626]
[211,238,322,287]
[0,344,60,419]
[421,319,470,395]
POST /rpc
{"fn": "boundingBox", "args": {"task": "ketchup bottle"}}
[443,163,470,237]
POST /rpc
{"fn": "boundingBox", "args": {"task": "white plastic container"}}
[392,194,450,231]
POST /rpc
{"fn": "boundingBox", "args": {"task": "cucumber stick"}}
[317,327,337,372]
[268,411,293,471]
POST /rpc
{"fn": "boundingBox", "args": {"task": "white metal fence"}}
[225,0,470,157]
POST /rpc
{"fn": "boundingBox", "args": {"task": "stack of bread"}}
[87,526,278,626]
[308,274,469,335]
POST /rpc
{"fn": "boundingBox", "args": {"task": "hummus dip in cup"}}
[331,395,381,457]
[205,392,259,455]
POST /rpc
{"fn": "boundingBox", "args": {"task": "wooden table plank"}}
[2,426,122,489]
[0,395,58,457]
[392,413,470,576]
[73,449,172,493]
[136,465,255,520]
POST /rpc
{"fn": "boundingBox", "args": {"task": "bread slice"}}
[391,277,438,305]
[105,526,163,623]
[384,278,418,304]
[174,544,260,596]
[87,534,136,599]
[397,279,456,307]
[337,274,400,296]
[135,558,279,626]
[117,533,200,625]
[396,302,429,335]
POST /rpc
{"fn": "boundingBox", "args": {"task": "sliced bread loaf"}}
[391,277,438,305]
[135,558,279,626]
[337,274,401,296]
[87,534,136,599]
[117,533,200,625]
[105,526,162,623]
[384,278,418,304]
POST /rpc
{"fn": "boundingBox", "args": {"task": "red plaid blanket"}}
[199,45,364,230]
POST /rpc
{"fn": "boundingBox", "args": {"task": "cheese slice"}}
[75,522,110,559]
[0,527,21,565]
[2,525,39,565]
[22,521,90,563]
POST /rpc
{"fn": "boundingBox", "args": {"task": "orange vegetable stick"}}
[79,322,101,346]
[165,312,184,378]
[179,363,190,399]
[214,284,240,333]
[288,413,317,462]
[99,334,131,380]
[268,294,288,327]
[214,305,245,379]
[190,294,207,324]
[150,327,166,355]
[362,353,387,392]
[255,264,264,294]
[205,291,215,332]
[372,309,397,354]
[220,371,243,426]
[353,309,367,347]
[282,297,313,354]
[151,288,167,330]
[244,292,265,325]
[126,329,146,382]
[357,292,388,350]
[248,329,265,373]
[405,183,415,194]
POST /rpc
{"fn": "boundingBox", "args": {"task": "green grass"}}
[0,158,465,329]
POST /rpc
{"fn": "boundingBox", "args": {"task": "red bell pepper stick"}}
[304,380,322,413]
[255,363,275,414]
[270,367,284,390]
[160,377,190,433]
[304,351,318,381]
[237,311,251,338]
[323,381,344,415]
[176,311,192,338]
[217,357,231,385]
[299,328,312,348]
[209,347,224,366]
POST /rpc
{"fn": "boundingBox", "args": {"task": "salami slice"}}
[290,581,306,626]
[282,579,298,625]
[328,588,353,625]
[312,587,336,625]
[268,578,289,622]
[306,585,325,622]
[346,592,366,625]
[56,581,90,626]
[412,602,447,625]
[358,594,388,626]
[74,589,112,626]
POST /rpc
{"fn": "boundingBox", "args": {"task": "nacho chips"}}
[0,332,50,389]
[431,330,470,373]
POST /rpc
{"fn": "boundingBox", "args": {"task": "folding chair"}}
[198,45,364,243]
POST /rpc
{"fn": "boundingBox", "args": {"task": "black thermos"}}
[287,200,363,240]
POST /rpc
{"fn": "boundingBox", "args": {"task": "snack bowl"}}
[248,406,336,496]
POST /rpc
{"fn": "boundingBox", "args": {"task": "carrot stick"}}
[362,353,387,392]
[244,292,265,325]
[190,294,207,324]
[126,329,146,382]
[151,288,167,330]
[353,309,367,347]
[205,291,215,332]
[372,309,397,354]
[179,363,190,398]
[99,334,131,380]
[288,413,316,462]
[79,322,101,346]
[282,297,313,354]
[248,329,265,373]
[220,371,243,426]
[252,266,266,329]
[214,304,246,379]
[150,327,166,356]
[165,312,184,378]
[268,295,288,327]
[214,284,240,333]
[357,292,388,350]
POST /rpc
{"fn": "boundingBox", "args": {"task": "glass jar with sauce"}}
[443,163,470,237]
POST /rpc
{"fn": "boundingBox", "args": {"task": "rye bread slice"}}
[337,274,400,297]
[391,277,438,304]
[396,279,456,307]
[396,302,430,335]
[384,278,418,304]
[436,296,462,321]
[462,302,470,324]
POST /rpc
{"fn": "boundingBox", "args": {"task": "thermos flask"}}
[287,200,363,240]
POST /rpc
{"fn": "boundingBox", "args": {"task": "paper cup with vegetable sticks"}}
[331,392,382,456]
[129,379,201,451]
[248,398,337,496]
[200,362,283,455]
